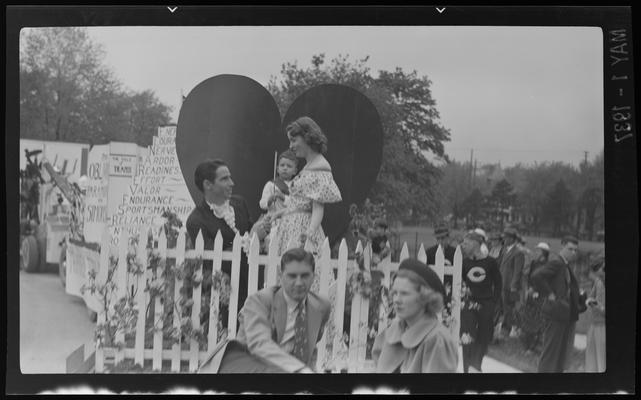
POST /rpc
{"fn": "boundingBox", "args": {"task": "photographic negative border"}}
[5,5,636,394]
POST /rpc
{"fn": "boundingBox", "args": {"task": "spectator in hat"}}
[497,227,526,339]
[474,228,490,258]
[585,256,605,372]
[530,236,587,372]
[459,231,502,373]
[488,232,503,260]
[425,224,456,266]
[368,218,391,266]
[372,259,458,373]
[519,242,551,353]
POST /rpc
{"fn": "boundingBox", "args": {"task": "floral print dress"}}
[273,156,342,370]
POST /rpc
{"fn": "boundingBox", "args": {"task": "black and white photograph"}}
[6,5,636,395]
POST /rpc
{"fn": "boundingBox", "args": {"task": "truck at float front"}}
[63,126,195,320]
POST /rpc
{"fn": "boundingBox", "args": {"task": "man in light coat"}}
[198,248,331,373]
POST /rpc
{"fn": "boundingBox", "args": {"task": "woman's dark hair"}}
[285,116,328,154]
[280,247,315,272]
[194,159,227,192]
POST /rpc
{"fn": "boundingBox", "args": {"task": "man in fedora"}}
[497,227,525,339]
[425,224,457,266]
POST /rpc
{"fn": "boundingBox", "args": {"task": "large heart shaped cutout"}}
[176,75,383,245]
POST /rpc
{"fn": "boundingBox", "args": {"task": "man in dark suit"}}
[425,224,457,266]
[530,236,585,372]
[186,159,271,311]
[497,227,525,338]
[198,248,331,373]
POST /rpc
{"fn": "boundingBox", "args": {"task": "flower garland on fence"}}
[84,210,233,372]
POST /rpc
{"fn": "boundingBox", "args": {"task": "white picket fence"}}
[92,226,462,373]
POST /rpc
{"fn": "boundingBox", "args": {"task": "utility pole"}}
[469,149,474,190]
[473,159,477,189]
[583,150,589,167]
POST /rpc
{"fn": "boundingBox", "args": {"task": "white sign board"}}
[111,126,195,243]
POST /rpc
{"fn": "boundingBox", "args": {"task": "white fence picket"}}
[227,233,242,339]
[190,230,204,371]
[114,229,129,365]
[332,239,349,371]
[171,229,186,372]
[315,238,331,372]
[451,246,463,342]
[417,243,427,264]
[94,227,111,373]
[207,230,224,354]
[134,226,148,367]
[266,230,280,287]
[247,233,260,297]
[152,229,167,371]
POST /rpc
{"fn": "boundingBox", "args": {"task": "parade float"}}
[63,75,464,373]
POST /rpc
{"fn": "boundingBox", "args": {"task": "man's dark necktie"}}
[291,302,309,363]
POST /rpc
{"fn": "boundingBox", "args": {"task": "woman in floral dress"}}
[273,117,342,370]
[274,117,342,282]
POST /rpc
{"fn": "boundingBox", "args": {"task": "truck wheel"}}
[20,235,40,273]
[59,243,67,288]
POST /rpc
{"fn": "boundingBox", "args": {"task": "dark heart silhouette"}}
[176,75,383,245]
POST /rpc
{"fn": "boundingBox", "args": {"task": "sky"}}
[82,26,603,167]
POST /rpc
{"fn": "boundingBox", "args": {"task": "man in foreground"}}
[198,248,331,373]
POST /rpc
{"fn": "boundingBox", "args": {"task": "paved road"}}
[20,269,95,373]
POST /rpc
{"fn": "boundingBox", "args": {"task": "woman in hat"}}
[585,257,605,372]
[372,259,458,373]
[519,242,550,353]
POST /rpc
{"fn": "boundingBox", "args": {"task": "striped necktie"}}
[291,301,309,363]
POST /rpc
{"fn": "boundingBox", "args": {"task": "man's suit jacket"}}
[186,195,253,250]
[530,255,581,322]
[199,286,331,373]
[498,244,525,294]
[425,244,456,266]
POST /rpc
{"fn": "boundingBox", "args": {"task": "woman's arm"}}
[306,201,324,237]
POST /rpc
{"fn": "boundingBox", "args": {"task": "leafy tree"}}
[267,54,451,223]
[461,188,485,227]
[543,179,575,236]
[20,27,171,146]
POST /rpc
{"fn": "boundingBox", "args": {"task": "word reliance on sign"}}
[111,126,195,244]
